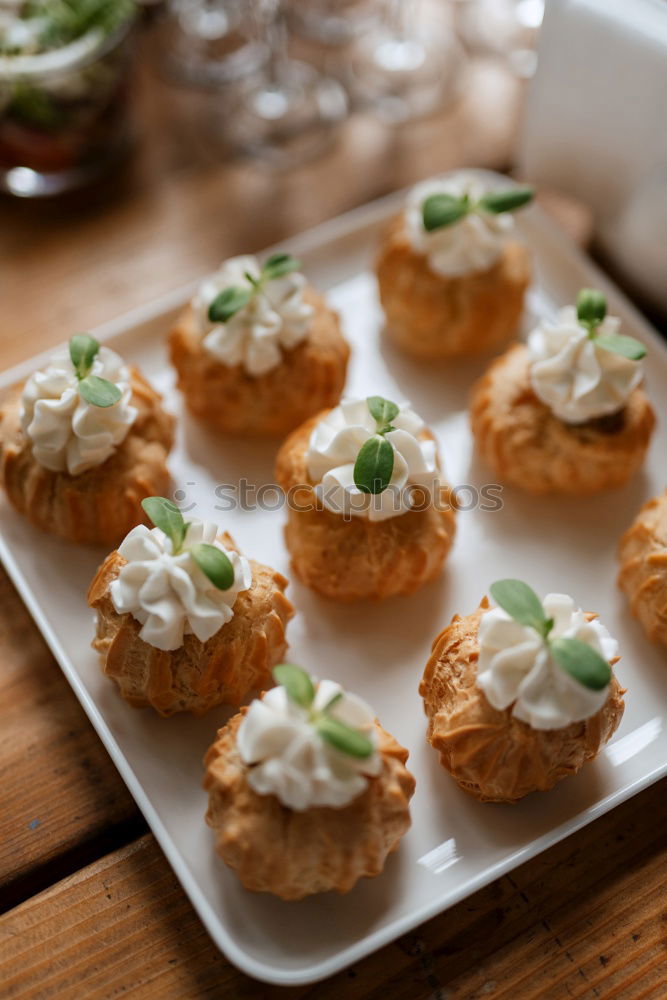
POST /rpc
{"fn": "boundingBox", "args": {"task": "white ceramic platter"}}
[1,171,666,986]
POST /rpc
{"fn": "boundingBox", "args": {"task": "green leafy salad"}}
[0,0,136,58]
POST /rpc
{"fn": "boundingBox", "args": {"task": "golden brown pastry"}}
[375,173,532,360]
[204,665,415,899]
[618,490,667,646]
[88,499,294,716]
[0,336,174,546]
[275,396,456,602]
[377,222,531,360]
[471,343,654,495]
[170,254,349,436]
[420,583,625,803]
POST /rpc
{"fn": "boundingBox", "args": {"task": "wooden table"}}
[1,26,665,1000]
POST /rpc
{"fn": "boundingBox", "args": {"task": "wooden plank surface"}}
[1,778,665,999]
[0,19,662,1000]
[0,568,142,909]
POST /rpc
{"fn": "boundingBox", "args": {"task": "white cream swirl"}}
[194,255,313,377]
[306,398,440,522]
[405,172,514,277]
[20,345,137,476]
[528,306,643,424]
[109,520,252,652]
[237,678,381,811]
[477,593,617,731]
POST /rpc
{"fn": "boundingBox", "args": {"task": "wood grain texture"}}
[0,20,654,1000]
[1,778,665,1000]
[0,567,141,905]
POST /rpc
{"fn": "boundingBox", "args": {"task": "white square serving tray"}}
[1,171,666,987]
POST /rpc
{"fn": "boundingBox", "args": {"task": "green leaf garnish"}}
[208,286,253,323]
[69,333,100,379]
[594,332,647,361]
[575,288,646,358]
[323,691,343,712]
[354,436,395,495]
[78,375,122,408]
[490,579,552,638]
[489,577,612,693]
[316,715,374,759]
[549,637,612,691]
[141,497,236,577]
[207,252,302,323]
[576,288,607,329]
[273,663,316,709]
[244,270,261,289]
[206,252,302,323]
[272,666,375,759]
[141,496,188,554]
[367,395,399,432]
[261,253,301,281]
[349,396,401,494]
[422,185,533,233]
[422,193,470,232]
[69,334,121,409]
[190,543,234,591]
[477,186,534,214]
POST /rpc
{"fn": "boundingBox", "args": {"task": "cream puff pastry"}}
[376,172,532,360]
[420,580,624,802]
[204,664,415,899]
[0,335,174,546]
[88,497,294,715]
[471,290,655,495]
[275,395,456,602]
[170,253,349,436]
[618,490,667,646]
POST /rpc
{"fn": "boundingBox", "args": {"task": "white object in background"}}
[519,0,667,311]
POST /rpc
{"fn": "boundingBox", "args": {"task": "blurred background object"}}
[0,0,546,187]
[158,0,265,86]
[519,0,667,313]
[222,0,348,166]
[344,0,467,123]
[454,0,544,78]
[18,0,667,363]
[286,0,381,47]
[0,0,138,197]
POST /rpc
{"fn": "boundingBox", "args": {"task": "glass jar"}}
[0,12,137,198]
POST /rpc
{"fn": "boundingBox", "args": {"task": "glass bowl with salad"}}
[0,0,138,197]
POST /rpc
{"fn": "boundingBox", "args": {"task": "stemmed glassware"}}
[161,0,470,166]
[225,0,348,166]
[343,0,467,123]
[160,0,265,86]
[286,0,380,47]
